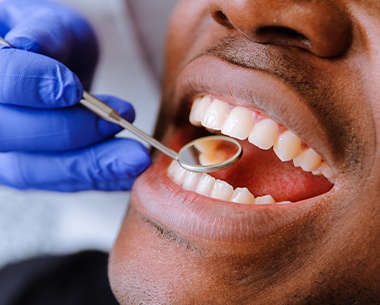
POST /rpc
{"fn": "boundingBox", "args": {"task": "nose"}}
[209,0,353,57]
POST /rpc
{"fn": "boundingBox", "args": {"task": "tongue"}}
[211,141,333,202]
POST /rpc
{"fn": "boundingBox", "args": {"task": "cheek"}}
[109,209,200,304]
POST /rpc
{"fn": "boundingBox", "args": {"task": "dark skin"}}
[109,1,380,304]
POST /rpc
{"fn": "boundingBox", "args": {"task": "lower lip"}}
[130,155,331,243]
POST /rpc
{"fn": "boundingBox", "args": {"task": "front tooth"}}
[255,195,276,204]
[183,171,201,191]
[210,180,234,201]
[173,165,187,185]
[221,106,255,140]
[189,96,212,126]
[167,160,178,178]
[201,99,231,130]
[273,130,302,162]
[195,174,216,196]
[231,187,255,204]
[248,118,279,150]
[294,148,322,172]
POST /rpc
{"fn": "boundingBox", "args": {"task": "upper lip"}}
[171,55,337,170]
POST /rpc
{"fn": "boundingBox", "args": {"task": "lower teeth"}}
[167,160,291,205]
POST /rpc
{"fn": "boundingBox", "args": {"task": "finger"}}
[0,1,98,88]
[0,48,83,108]
[0,138,151,192]
[0,1,97,61]
[0,20,9,38]
[4,10,74,61]
[0,95,135,152]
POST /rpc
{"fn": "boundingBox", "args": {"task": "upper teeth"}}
[167,95,336,204]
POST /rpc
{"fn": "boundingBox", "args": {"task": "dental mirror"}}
[177,135,242,172]
[82,93,243,173]
[0,37,243,173]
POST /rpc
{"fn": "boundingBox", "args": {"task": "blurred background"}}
[0,0,177,267]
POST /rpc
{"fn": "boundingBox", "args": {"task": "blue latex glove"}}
[0,0,151,191]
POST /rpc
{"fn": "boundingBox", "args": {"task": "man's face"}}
[110,1,380,303]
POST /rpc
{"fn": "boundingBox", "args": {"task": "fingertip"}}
[5,34,46,54]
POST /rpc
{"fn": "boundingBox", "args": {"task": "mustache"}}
[199,35,318,96]
[193,35,364,168]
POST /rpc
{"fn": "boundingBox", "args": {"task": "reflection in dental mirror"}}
[178,135,242,173]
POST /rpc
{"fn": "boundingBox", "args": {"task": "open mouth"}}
[166,94,335,204]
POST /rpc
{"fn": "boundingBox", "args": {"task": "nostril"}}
[212,10,233,28]
[209,1,352,58]
[258,26,308,43]
[256,26,312,50]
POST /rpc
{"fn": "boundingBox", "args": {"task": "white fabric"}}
[0,0,176,267]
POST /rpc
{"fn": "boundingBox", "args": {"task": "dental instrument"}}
[0,37,242,173]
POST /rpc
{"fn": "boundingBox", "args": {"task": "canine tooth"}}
[255,195,276,204]
[273,130,302,161]
[189,96,212,126]
[248,118,279,150]
[231,187,255,204]
[173,164,187,185]
[294,148,322,172]
[201,99,230,130]
[183,171,201,191]
[319,162,336,183]
[210,180,234,201]
[195,174,216,196]
[221,106,255,140]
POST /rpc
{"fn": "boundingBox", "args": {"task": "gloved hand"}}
[0,0,151,191]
